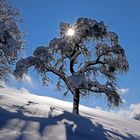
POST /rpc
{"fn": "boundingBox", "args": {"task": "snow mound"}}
[0,87,140,140]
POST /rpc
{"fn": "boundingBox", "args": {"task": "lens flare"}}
[67,28,75,36]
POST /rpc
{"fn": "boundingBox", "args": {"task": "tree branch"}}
[70,50,81,74]
[44,65,67,83]
[78,50,113,73]
[79,82,122,106]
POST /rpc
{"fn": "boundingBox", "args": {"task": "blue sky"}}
[9,0,140,110]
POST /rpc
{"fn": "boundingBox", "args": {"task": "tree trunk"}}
[72,89,80,115]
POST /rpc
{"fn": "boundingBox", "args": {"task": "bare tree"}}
[0,0,23,82]
[14,17,129,115]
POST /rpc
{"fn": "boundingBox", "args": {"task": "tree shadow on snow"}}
[0,107,139,140]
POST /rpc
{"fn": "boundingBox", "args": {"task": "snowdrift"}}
[0,87,140,140]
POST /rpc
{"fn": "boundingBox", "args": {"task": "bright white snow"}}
[0,87,140,140]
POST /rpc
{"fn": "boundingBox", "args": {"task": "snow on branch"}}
[68,72,121,106]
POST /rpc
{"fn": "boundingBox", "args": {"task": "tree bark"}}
[72,89,80,115]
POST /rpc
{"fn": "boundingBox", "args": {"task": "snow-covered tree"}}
[0,0,23,82]
[14,17,129,115]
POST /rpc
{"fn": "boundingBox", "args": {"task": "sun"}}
[67,28,75,36]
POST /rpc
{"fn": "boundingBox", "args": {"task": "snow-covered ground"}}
[0,87,140,140]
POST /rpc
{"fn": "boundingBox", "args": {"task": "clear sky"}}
[9,0,140,110]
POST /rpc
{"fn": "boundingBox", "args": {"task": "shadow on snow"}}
[0,107,139,140]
